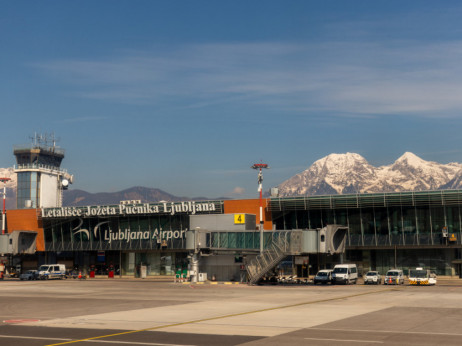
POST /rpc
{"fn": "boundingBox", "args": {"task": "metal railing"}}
[246,231,303,285]
[348,233,460,247]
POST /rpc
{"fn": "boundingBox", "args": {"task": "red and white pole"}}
[0,178,11,235]
[258,168,263,253]
[251,164,268,254]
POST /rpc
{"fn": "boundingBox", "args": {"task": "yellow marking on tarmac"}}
[46,286,401,346]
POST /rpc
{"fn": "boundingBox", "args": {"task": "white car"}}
[314,270,333,284]
[19,270,38,280]
[384,269,404,285]
[364,271,381,284]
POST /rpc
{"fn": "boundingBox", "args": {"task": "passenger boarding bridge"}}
[186,217,348,284]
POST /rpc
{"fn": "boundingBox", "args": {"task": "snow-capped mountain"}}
[277,152,462,196]
[439,170,462,190]
[0,167,17,209]
[0,167,16,188]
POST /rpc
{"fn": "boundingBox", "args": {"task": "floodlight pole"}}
[251,163,268,253]
[0,178,11,235]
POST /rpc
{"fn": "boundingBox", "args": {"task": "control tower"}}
[13,134,73,209]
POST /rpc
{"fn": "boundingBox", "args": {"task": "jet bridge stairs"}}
[245,231,303,285]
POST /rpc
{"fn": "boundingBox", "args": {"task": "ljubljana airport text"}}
[42,201,218,218]
[104,228,185,244]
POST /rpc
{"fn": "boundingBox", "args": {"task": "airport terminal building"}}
[3,190,462,279]
[1,138,462,279]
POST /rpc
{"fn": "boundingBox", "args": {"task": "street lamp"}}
[251,163,268,253]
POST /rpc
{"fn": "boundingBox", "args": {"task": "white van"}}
[332,264,358,284]
[38,264,66,280]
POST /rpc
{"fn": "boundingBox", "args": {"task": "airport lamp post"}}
[0,178,11,235]
[251,163,268,253]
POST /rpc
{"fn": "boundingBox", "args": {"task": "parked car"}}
[331,264,358,284]
[19,270,38,280]
[383,269,404,285]
[314,269,333,284]
[364,271,381,285]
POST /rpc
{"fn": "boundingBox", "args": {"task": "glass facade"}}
[269,191,462,247]
[269,191,462,275]
[44,214,192,252]
[37,192,462,277]
[41,201,223,277]
[17,172,40,209]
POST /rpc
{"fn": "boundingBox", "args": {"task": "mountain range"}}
[2,152,462,208]
[63,186,219,206]
[277,152,462,196]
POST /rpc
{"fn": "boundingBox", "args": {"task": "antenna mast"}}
[251,163,269,253]
[0,178,11,235]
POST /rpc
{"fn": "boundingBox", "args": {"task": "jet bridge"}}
[185,214,348,284]
[0,231,37,255]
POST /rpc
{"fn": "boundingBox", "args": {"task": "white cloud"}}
[231,187,245,195]
[58,116,110,123]
[30,40,462,118]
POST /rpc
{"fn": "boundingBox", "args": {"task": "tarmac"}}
[1,277,462,345]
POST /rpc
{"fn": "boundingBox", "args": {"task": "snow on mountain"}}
[278,153,379,196]
[0,167,17,209]
[0,167,16,188]
[439,170,462,190]
[376,152,462,192]
[277,152,462,196]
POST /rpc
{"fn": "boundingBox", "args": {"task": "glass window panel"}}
[335,209,348,226]
[430,206,445,233]
[296,211,309,229]
[446,206,460,233]
[236,232,244,248]
[389,207,402,236]
[228,232,237,248]
[219,233,228,248]
[416,206,431,234]
[402,206,417,234]
[348,210,361,235]
[361,208,375,236]
[308,210,323,229]
[245,232,254,248]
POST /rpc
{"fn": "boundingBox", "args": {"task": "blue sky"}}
[2,1,462,199]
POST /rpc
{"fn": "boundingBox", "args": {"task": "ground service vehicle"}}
[314,269,333,284]
[408,267,437,285]
[384,269,404,285]
[38,264,66,280]
[332,264,358,284]
[364,271,382,284]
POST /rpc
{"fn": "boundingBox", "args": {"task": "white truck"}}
[408,267,437,286]
[331,264,358,284]
[38,264,66,280]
